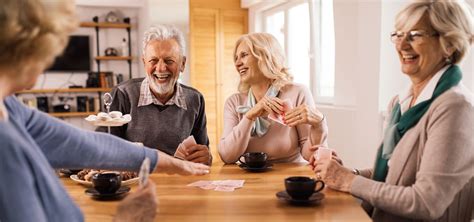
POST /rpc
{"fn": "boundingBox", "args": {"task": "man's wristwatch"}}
[352,168,360,175]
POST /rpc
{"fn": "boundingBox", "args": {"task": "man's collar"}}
[138,77,187,110]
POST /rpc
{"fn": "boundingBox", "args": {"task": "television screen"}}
[47,35,91,72]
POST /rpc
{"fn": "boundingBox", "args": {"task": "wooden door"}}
[190,3,247,163]
[190,8,219,159]
[217,10,248,147]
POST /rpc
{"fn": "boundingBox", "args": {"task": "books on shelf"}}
[99,71,115,88]
[19,96,99,114]
[87,71,119,89]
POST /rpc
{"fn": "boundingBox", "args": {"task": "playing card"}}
[268,99,293,125]
[187,180,210,187]
[181,135,197,149]
[187,180,245,192]
[138,157,150,188]
[214,186,235,192]
[174,136,198,159]
[200,184,217,190]
[316,147,332,161]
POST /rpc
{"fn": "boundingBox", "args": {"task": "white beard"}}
[154,80,174,95]
[148,72,178,96]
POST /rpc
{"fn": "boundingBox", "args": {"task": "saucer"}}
[238,163,273,172]
[71,175,139,187]
[85,187,130,200]
[276,191,324,205]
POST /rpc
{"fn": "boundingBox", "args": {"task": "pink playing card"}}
[316,147,332,161]
[187,180,209,187]
[214,186,235,192]
[268,99,293,125]
[181,135,197,149]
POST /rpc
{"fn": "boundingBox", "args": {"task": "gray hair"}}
[395,0,473,64]
[142,25,186,56]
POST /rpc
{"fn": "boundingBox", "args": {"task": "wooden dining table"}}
[62,163,371,221]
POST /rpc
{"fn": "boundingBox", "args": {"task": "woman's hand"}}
[114,181,157,222]
[284,104,324,127]
[308,145,343,167]
[245,97,284,120]
[312,158,355,193]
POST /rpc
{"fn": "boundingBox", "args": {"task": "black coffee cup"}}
[92,172,122,194]
[285,176,325,200]
[238,152,268,168]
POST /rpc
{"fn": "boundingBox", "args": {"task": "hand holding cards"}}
[315,147,332,161]
[268,99,293,125]
[174,136,197,159]
[139,157,151,188]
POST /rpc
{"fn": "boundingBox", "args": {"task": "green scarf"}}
[373,65,462,182]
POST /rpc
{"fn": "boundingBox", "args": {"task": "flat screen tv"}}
[47,35,91,72]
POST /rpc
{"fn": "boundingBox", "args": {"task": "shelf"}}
[16,88,112,94]
[95,56,132,61]
[80,22,131,29]
[50,112,96,118]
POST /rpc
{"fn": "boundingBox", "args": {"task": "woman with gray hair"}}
[218,33,328,164]
[0,1,209,221]
[312,1,473,221]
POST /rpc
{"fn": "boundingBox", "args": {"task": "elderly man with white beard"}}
[97,25,212,165]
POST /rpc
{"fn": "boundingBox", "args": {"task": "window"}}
[262,0,335,103]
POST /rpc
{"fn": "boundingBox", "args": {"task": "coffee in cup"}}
[92,172,122,194]
[284,176,324,200]
[238,152,268,168]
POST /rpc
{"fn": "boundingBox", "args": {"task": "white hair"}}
[395,0,473,64]
[142,24,186,56]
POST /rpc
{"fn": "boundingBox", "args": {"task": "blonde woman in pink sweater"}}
[218,33,328,163]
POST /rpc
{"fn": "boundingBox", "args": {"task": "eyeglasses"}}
[390,30,439,44]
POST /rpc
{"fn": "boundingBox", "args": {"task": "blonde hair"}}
[395,0,473,64]
[0,0,78,72]
[233,33,293,93]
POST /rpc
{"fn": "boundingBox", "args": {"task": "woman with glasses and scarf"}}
[218,33,328,164]
[311,1,473,221]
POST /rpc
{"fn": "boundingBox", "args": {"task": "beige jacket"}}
[351,84,474,222]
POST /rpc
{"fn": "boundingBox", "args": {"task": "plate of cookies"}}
[85,111,131,127]
[70,169,139,187]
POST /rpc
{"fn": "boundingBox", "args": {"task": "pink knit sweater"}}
[218,83,328,163]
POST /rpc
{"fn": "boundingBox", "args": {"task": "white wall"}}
[20,1,149,130]
[325,0,473,169]
[320,0,382,169]
[22,0,192,130]
[379,0,474,111]
[147,0,191,84]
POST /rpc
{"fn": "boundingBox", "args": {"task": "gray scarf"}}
[236,85,279,137]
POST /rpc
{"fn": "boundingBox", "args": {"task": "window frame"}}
[260,0,335,104]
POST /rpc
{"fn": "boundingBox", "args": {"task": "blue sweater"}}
[0,96,158,222]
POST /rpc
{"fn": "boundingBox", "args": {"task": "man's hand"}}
[183,144,212,165]
[173,144,188,160]
[114,181,157,222]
